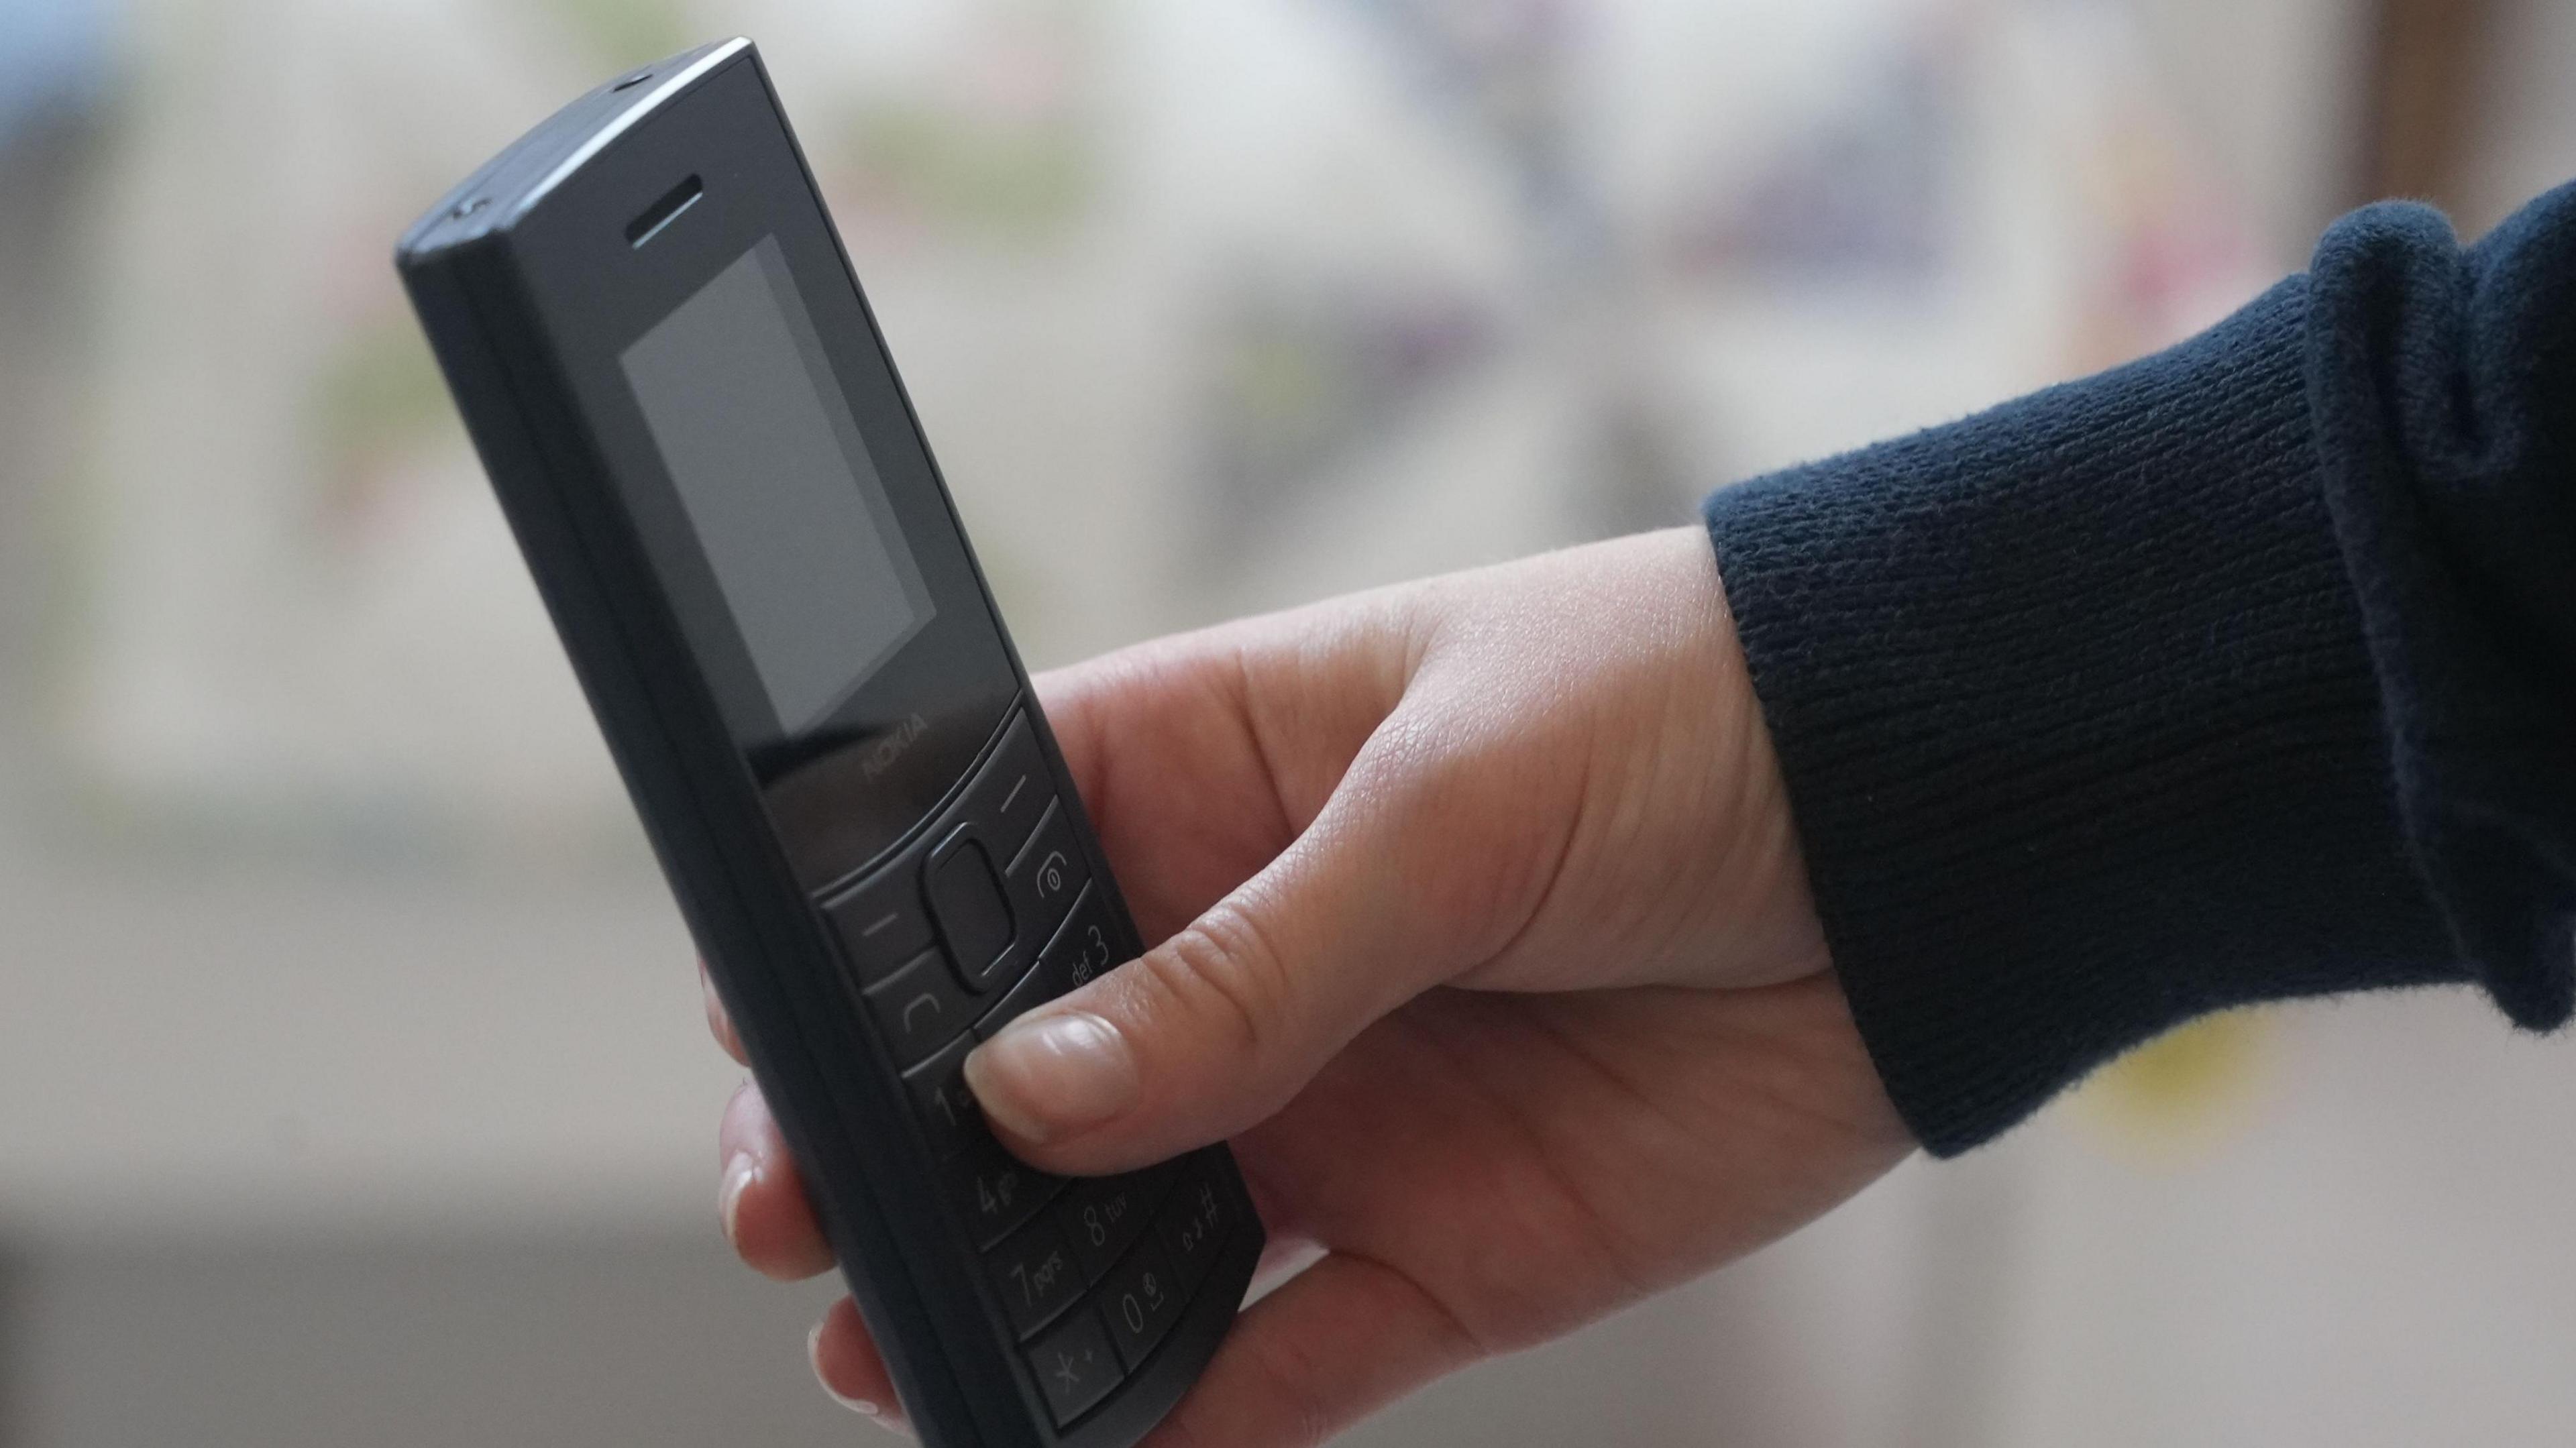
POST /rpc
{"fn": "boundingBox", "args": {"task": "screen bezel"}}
[503,58,1018,890]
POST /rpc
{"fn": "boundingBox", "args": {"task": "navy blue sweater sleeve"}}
[1702,184,2576,1156]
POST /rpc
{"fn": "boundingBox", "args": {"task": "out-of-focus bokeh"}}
[0,0,2569,1443]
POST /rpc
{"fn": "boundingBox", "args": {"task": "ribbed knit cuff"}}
[1704,279,2457,1156]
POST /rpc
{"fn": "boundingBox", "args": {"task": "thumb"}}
[962,726,1502,1174]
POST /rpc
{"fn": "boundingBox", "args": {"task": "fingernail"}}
[965,1011,1139,1145]
[718,1151,756,1241]
[809,1321,883,1419]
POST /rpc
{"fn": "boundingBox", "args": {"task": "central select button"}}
[927,830,1016,989]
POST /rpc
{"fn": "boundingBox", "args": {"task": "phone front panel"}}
[455,55,1267,1445]
[507,58,1018,895]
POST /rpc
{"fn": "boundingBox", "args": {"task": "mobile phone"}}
[395,38,1261,1447]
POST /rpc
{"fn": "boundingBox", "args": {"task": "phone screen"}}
[621,235,936,736]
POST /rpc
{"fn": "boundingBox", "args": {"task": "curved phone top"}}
[396,38,751,262]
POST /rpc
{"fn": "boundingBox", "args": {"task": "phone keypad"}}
[961,715,1054,866]
[1055,1166,1173,1283]
[952,1131,1064,1249]
[862,950,977,1071]
[902,1036,985,1160]
[825,871,936,986]
[1099,1238,1187,1370]
[1026,1305,1122,1425]
[1003,801,1089,955]
[820,710,1254,1430]
[928,832,1016,986]
[988,1215,1087,1339]
[1155,1169,1234,1298]
[977,885,1119,1040]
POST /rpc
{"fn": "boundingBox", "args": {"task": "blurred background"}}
[0,0,2571,1443]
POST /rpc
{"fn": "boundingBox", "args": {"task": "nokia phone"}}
[395,38,1261,1447]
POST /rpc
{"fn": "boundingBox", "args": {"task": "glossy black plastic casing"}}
[394,40,1260,1448]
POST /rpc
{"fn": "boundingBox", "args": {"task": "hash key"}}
[1155,1167,1230,1296]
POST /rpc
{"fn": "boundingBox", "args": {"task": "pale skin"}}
[706,526,1917,1443]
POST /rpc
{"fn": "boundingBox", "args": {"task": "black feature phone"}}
[394,39,1261,1448]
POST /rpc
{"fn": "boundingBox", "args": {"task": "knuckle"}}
[1345,723,1554,951]
[1354,705,1501,837]
[1130,898,1301,1070]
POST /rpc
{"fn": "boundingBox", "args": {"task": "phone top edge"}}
[512,38,754,224]
[394,36,754,264]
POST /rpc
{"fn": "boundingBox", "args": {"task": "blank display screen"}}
[621,236,933,735]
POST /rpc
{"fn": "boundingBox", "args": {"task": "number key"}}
[949,1133,1064,1249]
[1053,1164,1173,1283]
[1099,1238,1188,1371]
[987,1217,1085,1339]
[902,1036,983,1160]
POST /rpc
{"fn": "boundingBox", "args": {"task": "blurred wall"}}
[2131,0,2370,254]
[1,2,2572,1447]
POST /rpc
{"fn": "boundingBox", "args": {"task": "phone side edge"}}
[393,234,1006,1445]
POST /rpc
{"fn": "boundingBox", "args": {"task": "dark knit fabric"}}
[1703,186,2576,1157]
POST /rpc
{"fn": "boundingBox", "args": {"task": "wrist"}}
[1703,282,2452,1155]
